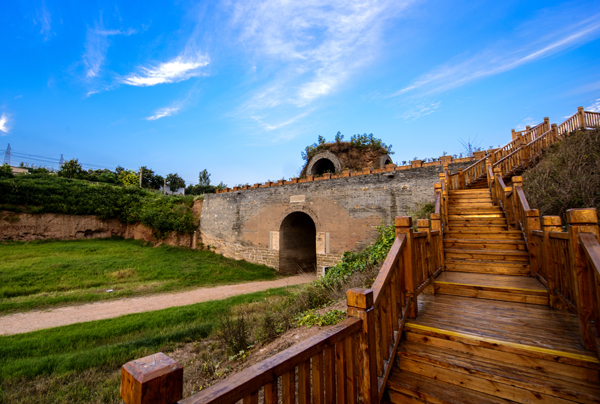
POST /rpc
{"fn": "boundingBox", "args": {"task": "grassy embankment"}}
[0,288,291,404]
[0,238,281,314]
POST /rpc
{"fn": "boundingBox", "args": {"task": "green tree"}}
[118,170,139,186]
[0,163,13,179]
[166,173,185,192]
[58,159,84,179]
[139,166,164,189]
[198,169,211,187]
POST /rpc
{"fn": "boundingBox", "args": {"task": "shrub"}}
[523,128,600,223]
[0,176,198,237]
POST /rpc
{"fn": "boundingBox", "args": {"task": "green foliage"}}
[321,223,396,287]
[0,164,13,179]
[186,169,226,195]
[295,309,345,328]
[57,159,83,179]
[166,173,185,191]
[140,166,163,189]
[198,169,211,186]
[523,127,600,222]
[0,176,197,238]
[301,132,394,162]
[118,170,139,186]
[0,238,280,314]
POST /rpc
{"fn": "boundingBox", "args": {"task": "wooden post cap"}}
[346,288,374,309]
[525,209,539,217]
[578,106,584,112]
[417,219,429,229]
[512,176,523,183]
[493,167,501,174]
[121,353,183,404]
[543,216,562,226]
[430,213,441,220]
[395,216,412,227]
[567,208,598,225]
[551,123,557,128]
[434,183,442,190]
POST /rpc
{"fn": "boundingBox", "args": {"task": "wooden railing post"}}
[485,159,492,189]
[551,123,558,142]
[511,129,517,140]
[418,219,435,295]
[121,353,183,404]
[458,168,465,190]
[544,117,550,133]
[567,208,600,350]
[526,209,541,277]
[578,106,586,130]
[346,288,378,404]
[395,216,417,319]
[543,216,562,309]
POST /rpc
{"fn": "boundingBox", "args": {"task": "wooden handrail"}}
[180,318,362,404]
[122,215,437,404]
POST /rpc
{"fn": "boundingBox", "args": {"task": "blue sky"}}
[1,0,599,187]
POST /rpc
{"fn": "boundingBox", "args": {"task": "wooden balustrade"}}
[585,111,600,128]
[121,214,444,404]
[462,155,487,187]
[487,156,600,355]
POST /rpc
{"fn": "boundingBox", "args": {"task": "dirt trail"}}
[0,275,315,336]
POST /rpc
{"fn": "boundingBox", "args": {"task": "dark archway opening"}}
[279,212,316,274]
[383,158,392,166]
[312,158,336,175]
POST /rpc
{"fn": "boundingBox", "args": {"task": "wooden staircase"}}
[385,188,600,403]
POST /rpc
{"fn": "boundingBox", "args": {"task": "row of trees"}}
[3,161,225,195]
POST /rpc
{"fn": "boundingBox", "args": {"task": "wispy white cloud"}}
[402,101,441,121]
[229,0,414,137]
[122,54,209,87]
[0,113,11,134]
[145,105,182,121]
[392,16,600,98]
[83,17,139,79]
[252,110,314,131]
[588,98,600,113]
[34,0,52,40]
[144,87,200,120]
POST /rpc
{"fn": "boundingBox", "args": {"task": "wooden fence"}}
[120,217,443,404]
[448,107,599,191]
[487,168,600,357]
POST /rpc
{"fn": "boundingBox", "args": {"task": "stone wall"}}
[0,200,203,248]
[200,163,470,273]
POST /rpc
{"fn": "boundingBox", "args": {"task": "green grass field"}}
[0,237,281,314]
[0,288,291,404]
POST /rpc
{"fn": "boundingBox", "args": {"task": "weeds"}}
[523,127,600,222]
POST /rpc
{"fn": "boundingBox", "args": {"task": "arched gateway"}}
[278,212,316,274]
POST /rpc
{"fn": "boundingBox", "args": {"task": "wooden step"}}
[448,213,505,218]
[444,249,529,262]
[434,272,548,305]
[445,259,530,276]
[403,324,600,384]
[449,190,492,195]
[443,231,524,240]
[448,224,509,232]
[448,208,505,214]
[386,371,513,404]
[448,219,508,225]
[444,239,527,251]
[396,340,600,404]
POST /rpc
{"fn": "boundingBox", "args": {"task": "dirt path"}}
[0,275,315,336]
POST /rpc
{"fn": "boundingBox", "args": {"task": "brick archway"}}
[278,211,316,274]
[306,151,343,175]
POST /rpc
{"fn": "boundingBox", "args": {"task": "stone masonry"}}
[200,163,470,274]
